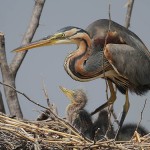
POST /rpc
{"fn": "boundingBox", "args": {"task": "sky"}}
[1,0,150,131]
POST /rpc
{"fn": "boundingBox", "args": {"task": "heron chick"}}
[93,109,115,141]
[117,123,148,141]
[60,86,94,140]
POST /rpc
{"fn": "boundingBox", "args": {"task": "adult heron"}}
[13,19,150,131]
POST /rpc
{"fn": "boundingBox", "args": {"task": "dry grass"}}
[0,113,150,150]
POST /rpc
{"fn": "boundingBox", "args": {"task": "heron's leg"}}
[115,90,130,139]
[91,80,116,116]
[119,90,130,128]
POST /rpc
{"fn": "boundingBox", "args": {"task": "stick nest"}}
[0,113,150,150]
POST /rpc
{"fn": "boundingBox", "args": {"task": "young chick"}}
[93,109,115,141]
[117,123,148,141]
[60,86,94,140]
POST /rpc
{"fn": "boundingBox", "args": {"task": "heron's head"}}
[59,86,87,106]
[13,26,91,52]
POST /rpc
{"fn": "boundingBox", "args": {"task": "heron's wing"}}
[105,44,150,86]
[86,19,150,59]
[83,48,110,73]
[113,23,150,60]
[84,45,112,75]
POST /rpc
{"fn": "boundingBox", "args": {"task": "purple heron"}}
[13,19,150,133]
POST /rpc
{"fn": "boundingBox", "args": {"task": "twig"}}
[42,80,49,101]
[103,3,111,101]
[42,80,58,116]
[131,99,147,150]
[110,106,120,125]
[102,4,111,105]
[135,99,147,133]
[104,4,120,131]
[37,81,58,120]
[102,3,112,138]
[124,0,135,29]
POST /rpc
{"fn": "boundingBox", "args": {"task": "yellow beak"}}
[12,32,71,52]
[12,35,56,52]
[59,86,75,103]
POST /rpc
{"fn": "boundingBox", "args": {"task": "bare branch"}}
[36,81,58,121]
[42,81,58,115]
[0,0,46,118]
[10,0,46,78]
[105,4,120,126]
[0,33,23,117]
[136,99,147,132]
[124,0,135,28]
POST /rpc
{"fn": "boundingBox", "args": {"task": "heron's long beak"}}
[59,86,75,103]
[12,33,71,52]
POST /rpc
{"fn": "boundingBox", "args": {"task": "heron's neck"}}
[64,40,90,81]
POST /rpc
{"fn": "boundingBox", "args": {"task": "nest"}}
[0,112,150,150]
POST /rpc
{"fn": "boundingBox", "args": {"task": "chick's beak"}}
[59,86,75,103]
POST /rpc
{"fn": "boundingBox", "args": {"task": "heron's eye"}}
[62,33,65,37]
[51,33,65,40]
[56,33,65,38]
